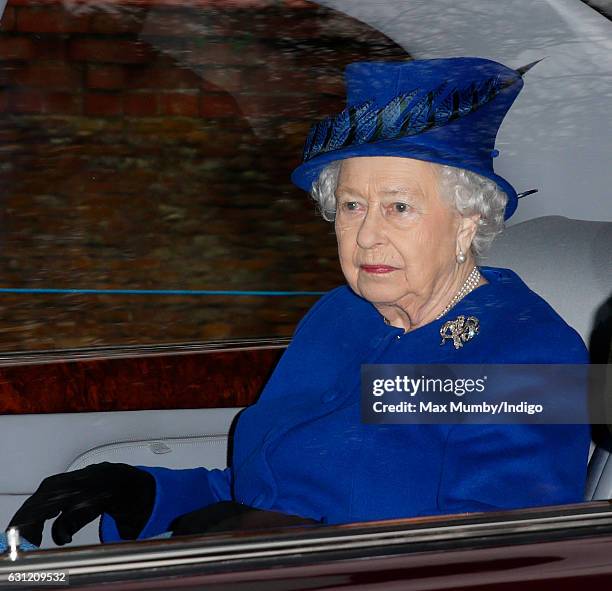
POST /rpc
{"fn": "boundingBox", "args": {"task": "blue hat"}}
[291,57,539,220]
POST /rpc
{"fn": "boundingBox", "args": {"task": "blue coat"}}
[101,266,590,542]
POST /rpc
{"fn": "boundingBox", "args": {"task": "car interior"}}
[0,0,610,553]
[1,213,609,549]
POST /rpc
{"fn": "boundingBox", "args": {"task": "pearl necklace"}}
[435,265,481,320]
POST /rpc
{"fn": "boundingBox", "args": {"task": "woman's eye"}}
[392,202,411,214]
[341,201,361,212]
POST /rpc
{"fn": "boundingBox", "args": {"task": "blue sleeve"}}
[99,466,232,543]
[436,423,590,514]
[99,289,343,544]
[253,287,347,403]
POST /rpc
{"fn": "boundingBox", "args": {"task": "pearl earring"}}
[457,250,466,264]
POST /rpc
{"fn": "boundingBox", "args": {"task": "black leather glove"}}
[7,462,155,547]
[170,501,320,537]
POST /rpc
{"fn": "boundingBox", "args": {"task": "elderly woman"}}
[9,58,589,546]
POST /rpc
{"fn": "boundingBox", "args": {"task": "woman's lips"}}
[360,265,398,274]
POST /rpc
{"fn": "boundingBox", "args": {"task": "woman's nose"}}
[356,207,386,249]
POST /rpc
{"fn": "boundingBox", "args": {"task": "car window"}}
[0,0,407,352]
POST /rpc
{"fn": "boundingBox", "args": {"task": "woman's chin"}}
[353,282,402,307]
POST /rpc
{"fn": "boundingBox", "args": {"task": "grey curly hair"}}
[310,160,507,257]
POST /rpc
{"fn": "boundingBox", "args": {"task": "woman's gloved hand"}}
[170,501,320,537]
[7,462,155,547]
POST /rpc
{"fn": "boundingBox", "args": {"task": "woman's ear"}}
[456,213,480,256]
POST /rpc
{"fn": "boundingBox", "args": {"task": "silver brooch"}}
[440,315,480,349]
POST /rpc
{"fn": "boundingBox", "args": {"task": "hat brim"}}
[291,140,518,220]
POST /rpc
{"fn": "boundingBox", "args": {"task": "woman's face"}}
[334,156,470,312]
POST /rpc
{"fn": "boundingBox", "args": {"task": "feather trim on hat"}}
[303,73,524,162]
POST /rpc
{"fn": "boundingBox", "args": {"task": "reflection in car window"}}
[0,0,407,351]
